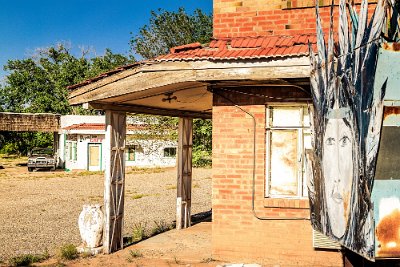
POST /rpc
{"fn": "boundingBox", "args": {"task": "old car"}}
[27,147,57,172]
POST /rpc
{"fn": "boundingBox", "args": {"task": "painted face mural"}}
[322,115,353,239]
[308,0,388,261]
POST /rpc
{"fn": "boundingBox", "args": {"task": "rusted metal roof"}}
[67,34,317,91]
[156,34,317,62]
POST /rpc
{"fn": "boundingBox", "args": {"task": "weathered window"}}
[126,146,136,161]
[266,105,311,197]
[66,141,77,161]
[163,147,177,158]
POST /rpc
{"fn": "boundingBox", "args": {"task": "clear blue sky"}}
[0,0,212,80]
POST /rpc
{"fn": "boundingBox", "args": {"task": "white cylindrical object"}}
[78,204,104,248]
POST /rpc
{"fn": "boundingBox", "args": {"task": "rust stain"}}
[382,42,400,52]
[343,191,350,222]
[376,209,400,257]
[383,106,400,120]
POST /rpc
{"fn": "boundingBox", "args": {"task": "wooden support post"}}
[176,117,193,230]
[103,110,126,253]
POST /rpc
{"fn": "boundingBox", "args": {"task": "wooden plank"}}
[103,111,126,253]
[69,59,310,106]
[176,117,193,229]
[89,102,212,119]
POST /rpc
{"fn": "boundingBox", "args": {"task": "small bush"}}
[129,249,143,258]
[132,222,147,242]
[192,150,212,168]
[8,250,49,266]
[59,244,78,260]
[126,249,143,263]
[150,220,173,236]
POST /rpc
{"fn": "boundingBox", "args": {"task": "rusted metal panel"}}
[374,44,400,101]
[372,180,400,258]
[371,42,400,259]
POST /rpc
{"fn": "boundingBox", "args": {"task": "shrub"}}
[192,150,212,168]
[59,244,78,260]
[129,249,143,258]
[132,222,147,242]
[8,250,49,266]
[150,220,173,236]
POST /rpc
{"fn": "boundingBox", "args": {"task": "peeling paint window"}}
[266,105,310,197]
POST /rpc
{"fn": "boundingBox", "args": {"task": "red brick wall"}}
[213,0,377,38]
[211,101,342,265]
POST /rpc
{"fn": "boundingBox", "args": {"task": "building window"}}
[163,147,177,157]
[266,105,311,198]
[66,141,77,161]
[126,146,136,161]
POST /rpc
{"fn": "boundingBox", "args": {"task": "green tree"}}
[0,43,131,154]
[130,7,213,60]
[129,8,213,167]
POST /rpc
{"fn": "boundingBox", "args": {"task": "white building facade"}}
[58,115,177,171]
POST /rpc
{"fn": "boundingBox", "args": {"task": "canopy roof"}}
[68,35,316,118]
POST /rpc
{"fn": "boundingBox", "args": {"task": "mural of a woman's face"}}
[322,117,353,238]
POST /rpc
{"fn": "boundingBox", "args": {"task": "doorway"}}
[88,143,102,171]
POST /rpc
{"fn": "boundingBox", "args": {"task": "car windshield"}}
[31,148,53,156]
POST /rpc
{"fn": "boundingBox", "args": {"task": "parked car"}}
[27,147,57,172]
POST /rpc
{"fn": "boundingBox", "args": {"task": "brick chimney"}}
[213,0,376,38]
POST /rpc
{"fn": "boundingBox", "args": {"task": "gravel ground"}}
[0,159,212,262]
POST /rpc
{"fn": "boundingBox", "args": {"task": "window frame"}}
[66,141,78,162]
[265,104,311,199]
[163,147,177,158]
[126,146,136,161]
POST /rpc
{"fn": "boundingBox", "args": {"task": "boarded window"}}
[266,105,310,197]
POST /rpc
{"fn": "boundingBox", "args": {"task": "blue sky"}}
[0,0,212,80]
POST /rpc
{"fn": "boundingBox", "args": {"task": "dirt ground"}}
[37,222,228,267]
[0,156,217,266]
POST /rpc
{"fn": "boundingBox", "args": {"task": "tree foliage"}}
[130,8,213,60]
[0,44,131,154]
[1,44,129,114]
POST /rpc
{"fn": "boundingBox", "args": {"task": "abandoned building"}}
[66,0,395,265]
[59,115,177,171]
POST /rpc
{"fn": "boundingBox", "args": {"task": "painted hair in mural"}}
[308,0,387,260]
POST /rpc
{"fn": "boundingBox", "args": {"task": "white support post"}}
[176,117,193,230]
[57,133,66,168]
[103,110,126,253]
[53,132,60,167]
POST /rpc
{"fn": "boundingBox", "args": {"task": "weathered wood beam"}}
[69,59,310,105]
[176,117,193,229]
[89,102,212,119]
[103,111,126,253]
